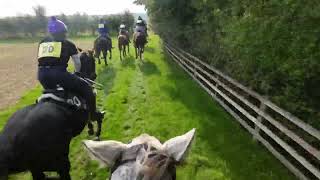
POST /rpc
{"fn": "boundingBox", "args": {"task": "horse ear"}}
[163,129,196,163]
[77,47,83,52]
[83,140,127,167]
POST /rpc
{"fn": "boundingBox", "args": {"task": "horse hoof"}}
[93,137,100,141]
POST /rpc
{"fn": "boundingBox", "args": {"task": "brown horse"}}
[133,31,147,60]
[94,36,112,66]
[118,31,130,61]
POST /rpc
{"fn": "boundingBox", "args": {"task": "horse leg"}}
[95,118,102,141]
[139,47,142,60]
[31,170,46,180]
[127,44,130,54]
[142,46,145,59]
[135,47,138,59]
[119,44,122,61]
[0,169,8,180]
[122,45,124,57]
[123,45,126,57]
[109,49,112,60]
[96,51,101,65]
[104,51,108,66]
[87,121,94,136]
[0,175,8,180]
[58,157,71,180]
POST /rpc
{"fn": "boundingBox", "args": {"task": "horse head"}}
[78,48,97,81]
[83,129,196,180]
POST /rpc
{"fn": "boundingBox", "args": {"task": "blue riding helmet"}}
[98,19,109,34]
[47,16,68,34]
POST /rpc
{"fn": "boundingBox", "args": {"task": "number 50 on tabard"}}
[38,42,62,58]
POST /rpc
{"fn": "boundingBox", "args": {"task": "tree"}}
[33,5,47,34]
[121,10,135,33]
[136,0,320,129]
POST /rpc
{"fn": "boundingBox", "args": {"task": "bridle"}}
[110,144,176,180]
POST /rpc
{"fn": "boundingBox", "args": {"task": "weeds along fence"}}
[164,42,320,180]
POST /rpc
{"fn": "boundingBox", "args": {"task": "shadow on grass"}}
[145,46,156,53]
[120,55,136,70]
[138,59,161,76]
[96,66,117,95]
[160,52,294,180]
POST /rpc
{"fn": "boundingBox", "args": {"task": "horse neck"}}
[0,134,11,162]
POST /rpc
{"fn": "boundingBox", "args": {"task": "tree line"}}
[135,0,320,129]
[0,6,135,39]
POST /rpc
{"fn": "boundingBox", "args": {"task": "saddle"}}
[37,87,88,110]
[96,36,111,49]
[134,32,147,42]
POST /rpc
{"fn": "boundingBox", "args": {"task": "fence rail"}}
[164,42,320,180]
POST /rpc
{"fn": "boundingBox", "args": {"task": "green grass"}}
[1,35,295,179]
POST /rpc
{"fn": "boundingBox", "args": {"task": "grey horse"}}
[83,129,195,180]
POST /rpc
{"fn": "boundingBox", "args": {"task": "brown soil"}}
[0,43,38,110]
[0,40,94,110]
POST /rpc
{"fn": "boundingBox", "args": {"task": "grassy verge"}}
[1,35,295,179]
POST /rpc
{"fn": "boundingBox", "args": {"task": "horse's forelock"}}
[129,134,162,149]
[138,144,174,180]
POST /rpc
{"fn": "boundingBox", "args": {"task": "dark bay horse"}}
[133,31,147,60]
[118,32,130,61]
[79,49,103,140]
[94,36,112,66]
[0,50,104,180]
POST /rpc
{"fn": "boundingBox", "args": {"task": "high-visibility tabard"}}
[98,24,105,28]
[38,42,62,59]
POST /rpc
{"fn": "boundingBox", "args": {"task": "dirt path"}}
[0,39,94,110]
[0,43,38,110]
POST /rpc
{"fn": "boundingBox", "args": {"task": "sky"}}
[0,0,146,17]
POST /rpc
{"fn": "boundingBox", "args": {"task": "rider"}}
[119,24,130,43]
[119,24,126,34]
[98,18,111,41]
[135,16,148,36]
[37,16,103,121]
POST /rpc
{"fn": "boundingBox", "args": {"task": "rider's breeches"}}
[38,67,96,113]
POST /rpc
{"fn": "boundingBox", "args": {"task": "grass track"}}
[0,35,295,179]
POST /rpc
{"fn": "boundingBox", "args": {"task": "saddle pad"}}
[38,93,87,110]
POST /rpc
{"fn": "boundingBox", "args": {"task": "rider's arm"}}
[67,41,82,73]
[71,54,81,72]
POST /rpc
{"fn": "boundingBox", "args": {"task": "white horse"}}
[83,129,196,180]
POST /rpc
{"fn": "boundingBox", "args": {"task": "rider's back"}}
[38,37,77,68]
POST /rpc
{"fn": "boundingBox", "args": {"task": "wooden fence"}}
[164,42,320,180]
